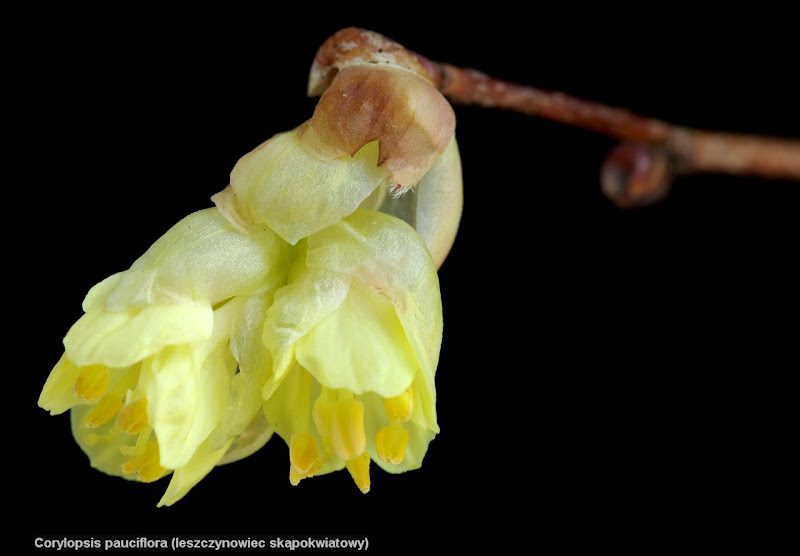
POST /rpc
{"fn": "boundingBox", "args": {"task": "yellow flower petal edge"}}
[158,438,233,507]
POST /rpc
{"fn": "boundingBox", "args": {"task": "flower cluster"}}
[38,29,462,505]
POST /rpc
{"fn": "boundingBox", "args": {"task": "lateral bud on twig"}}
[601,143,672,208]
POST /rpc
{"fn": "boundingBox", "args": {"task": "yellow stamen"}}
[384,386,414,423]
[345,452,371,494]
[312,398,332,438]
[116,398,148,434]
[290,434,319,475]
[337,388,354,401]
[320,436,336,459]
[376,424,409,465]
[136,442,166,483]
[289,464,304,486]
[84,394,123,428]
[288,455,325,486]
[119,427,152,457]
[312,396,339,459]
[121,441,165,483]
[120,458,137,475]
[330,399,366,461]
[73,365,110,401]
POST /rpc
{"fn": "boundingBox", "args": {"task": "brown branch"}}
[438,65,800,178]
[437,65,800,206]
[438,65,673,145]
[310,28,800,207]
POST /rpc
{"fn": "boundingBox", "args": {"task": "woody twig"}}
[309,28,800,208]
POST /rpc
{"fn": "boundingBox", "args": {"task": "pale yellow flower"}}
[253,209,442,492]
[39,209,289,505]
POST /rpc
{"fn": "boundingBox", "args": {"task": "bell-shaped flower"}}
[38,208,290,505]
[258,209,442,493]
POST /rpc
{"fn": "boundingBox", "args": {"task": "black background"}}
[18,6,797,552]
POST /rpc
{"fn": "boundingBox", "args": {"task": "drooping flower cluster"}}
[38,28,461,505]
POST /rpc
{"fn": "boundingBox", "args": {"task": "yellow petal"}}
[105,208,290,309]
[146,300,240,469]
[158,438,233,507]
[295,281,418,399]
[38,355,83,415]
[81,273,123,312]
[217,412,273,466]
[262,266,349,398]
[412,138,462,268]
[143,345,199,469]
[64,303,213,369]
[208,294,274,452]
